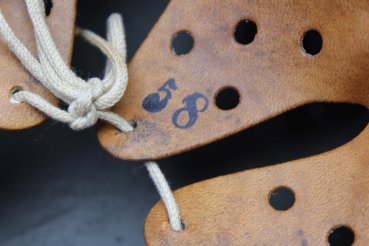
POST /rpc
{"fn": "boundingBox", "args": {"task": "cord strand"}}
[145,162,183,231]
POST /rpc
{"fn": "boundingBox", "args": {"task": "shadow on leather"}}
[159,103,368,189]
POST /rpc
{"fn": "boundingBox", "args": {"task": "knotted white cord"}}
[0,0,132,131]
[0,0,182,231]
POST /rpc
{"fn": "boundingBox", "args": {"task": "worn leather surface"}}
[139,0,369,245]
[98,0,369,161]
[0,0,76,130]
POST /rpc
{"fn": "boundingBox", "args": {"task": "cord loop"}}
[0,0,128,130]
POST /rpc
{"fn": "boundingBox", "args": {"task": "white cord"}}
[0,0,132,131]
[0,0,182,231]
[145,162,183,231]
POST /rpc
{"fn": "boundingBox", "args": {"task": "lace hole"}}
[43,0,53,16]
[180,220,186,230]
[302,30,322,56]
[129,120,138,129]
[171,31,194,56]
[328,226,355,246]
[269,186,295,211]
[9,86,23,97]
[9,86,23,104]
[215,86,240,110]
[234,19,257,45]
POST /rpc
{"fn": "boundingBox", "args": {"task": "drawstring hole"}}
[115,120,137,135]
[170,219,186,231]
[43,0,53,17]
[129,120,138,129]
[9,86,23,104]
[10,86,23,96]
[180,220,186,230]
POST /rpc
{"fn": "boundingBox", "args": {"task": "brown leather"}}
[0,0,76,130]
[145,126,369,245]
[134,0,369,245]
[97,0,369,161]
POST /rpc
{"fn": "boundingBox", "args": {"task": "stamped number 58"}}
[142,79,209,129]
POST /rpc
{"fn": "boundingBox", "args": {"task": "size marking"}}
[142,79,177,113]
[172,92,209,129]
[142,79,209,129]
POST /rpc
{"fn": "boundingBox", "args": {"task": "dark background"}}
[0,0,367,245]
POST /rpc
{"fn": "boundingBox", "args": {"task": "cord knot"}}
[67,78,106,130]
